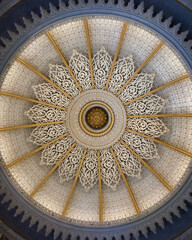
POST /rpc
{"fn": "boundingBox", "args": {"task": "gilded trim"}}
[176,0,192,12]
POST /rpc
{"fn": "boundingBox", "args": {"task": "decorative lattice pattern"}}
[108,55,135,94]
[25,47,168,191]
[127,118,169,138]
[29,124,68,145]
[49,64,80,98]
[25,105,67,123]
[125,94,167,115]
[100,148,121,190]
[69,50,92,91]
[1,17,191,224]
[93,47,112,89]
[40,135,74,165]
[33,83,70,108]
[58,145,85,182]
[119,73,155,103]
[113,141,141,178]
[79,150,98,191]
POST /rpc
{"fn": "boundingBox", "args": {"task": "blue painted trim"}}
[0,0,22,17]
[0,0,192,39]
[176,0,192,11]
[1,163,191,234]
[1,8,192,75]
[0,220,24,240]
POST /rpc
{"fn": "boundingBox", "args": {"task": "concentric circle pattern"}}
[0,16,192,224]
[68,90,126,148]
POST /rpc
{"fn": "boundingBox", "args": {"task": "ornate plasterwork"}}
[25,47,168,191]
[67,89,126,150]
[0,1,192,239]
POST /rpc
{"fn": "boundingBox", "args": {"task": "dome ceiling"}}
[0,1,192,239]
[0,17,191,225]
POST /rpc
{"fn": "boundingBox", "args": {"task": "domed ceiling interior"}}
[0,16,192,224]
[0,1,192,239]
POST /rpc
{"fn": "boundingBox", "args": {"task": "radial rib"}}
[30,142,77,197]
[17,57,73,99]
[105,23,128,90]
[7,133,69,168]
[98,150,103,222]
[119,139,172,191]
[84,20,95,89]
[110,147,140,213]
[124,74,189,106]
[116,42,164,96]
[62,148,87,216]
[125,128,192,158]
[45,32,82,92]
[0,91,67,111]
[127,113,192,118]
[0,121,66,132]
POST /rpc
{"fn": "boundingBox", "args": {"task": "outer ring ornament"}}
[0,1,192,240]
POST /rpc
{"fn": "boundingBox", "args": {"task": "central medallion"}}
[80,102,113,135]
[68,90,126,149]
[86,107,108,129]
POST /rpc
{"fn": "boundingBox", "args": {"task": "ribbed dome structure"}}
[0,1,192,239]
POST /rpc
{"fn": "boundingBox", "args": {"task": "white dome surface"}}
[0,17,191,224]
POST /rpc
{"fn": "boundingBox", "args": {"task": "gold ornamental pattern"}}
[0,18,192,223]
[86,107,108,129]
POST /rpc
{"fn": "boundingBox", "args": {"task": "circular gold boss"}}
[80,102,114,136]
[86,107,108,129]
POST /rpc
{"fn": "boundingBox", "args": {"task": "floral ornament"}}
[25,47,169,192]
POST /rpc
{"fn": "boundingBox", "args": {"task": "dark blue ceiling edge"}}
[0,1,192,240]
[0,0,21,17]
[0,0,192,40]
[0,192,192,240]
[1,2,192,75]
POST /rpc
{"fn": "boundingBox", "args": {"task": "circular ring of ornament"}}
[68,90,126,148]
[0,1,192,239]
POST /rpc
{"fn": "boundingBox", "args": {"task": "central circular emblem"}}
[86,107,108,129]
[80,102,113,135]
[67,90,126,149]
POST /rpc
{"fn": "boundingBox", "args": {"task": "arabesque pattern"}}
[26,47,168,191]
[0,5,191,237]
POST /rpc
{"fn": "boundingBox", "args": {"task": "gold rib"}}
[0,91,67,111]
[126,128,192,158]
[84,20,94,89]
[98,150,103,222]
[124,74,189,106]
[105,23,128,90]
[119,139,172,191]
[110,147,140,213]
[7,133,69,168]
[127,113,192,118]
[16,57,73,99]
[0,121,66,132]
[62,148,87,216]
[30,142,77,197]
[116,42,164,96]
[45,32,82,93]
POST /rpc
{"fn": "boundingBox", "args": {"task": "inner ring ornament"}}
[80,102,113,135]
[67,90,126,149]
